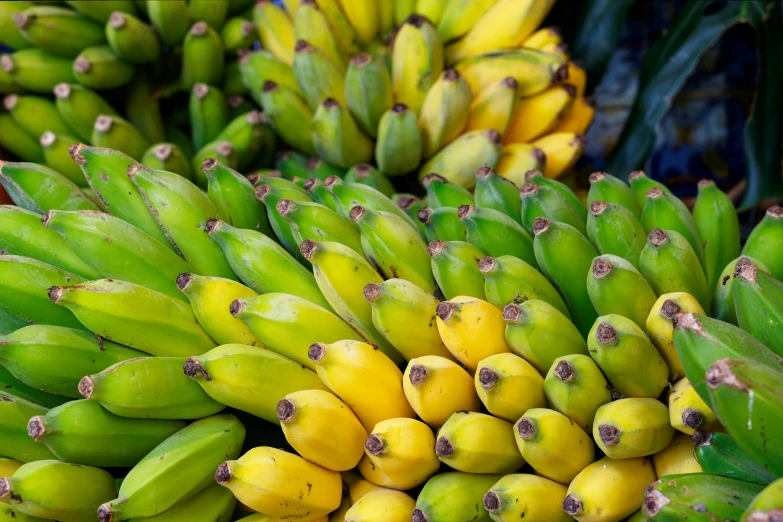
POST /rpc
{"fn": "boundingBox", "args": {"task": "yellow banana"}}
[504,84,576,144]
[646,292,705,381]
[465,76,518,134]
[522,27,562,50]
[343,489,415,522]
[551,96,595,135]
[391,14,443,114]
[277,389,367,472]
[436,0,498,43]
[402,355,481,428]
[435,411,524,474]
[531,131,585,179]
[362,418,440,490]
[484,474,572,522]
[494,142,547,186]
[456,48,567,97]
[309,340,416,432]
[418,68,472,159]
[475,353,546,422]
[253,0,295,65]
[418,129,503,189]
[294,0,346,73]
[436,296,511,372]
[342,470,392,505]
[336,0,377,43]
[668,377,719,435]
[567,61,587,97]
[593,398,675,459]
[652,431,702,478]
[0,459,21,504]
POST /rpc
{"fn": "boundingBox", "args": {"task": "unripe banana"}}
[344,53,392,138]
[73,46,135,90]
[563,457,657,522]
[460,204,536,263]
[259,81,316,155]
[419,129,503,189]
[594,397,674,458]
[188,0,228,30]
[480,254,564,311]
[99,414,245,522]
[741,205,783,280]
[394,193,427,235]
[465,76,517,135]
[362,418,440,489]
[231,293,360,370]
[418,207,466,242]
[293,40,345,112]
[640,228,710,313]
[543,354,610,432]
[669,377,719,435]
[413,472,502,522]
[312,98,374,169]
[1,49,74,94]
[146,0,189,46]
[91,114,150,161]
[202,158,269,233]
[240,48,298,102]
[344,164,395,197]
[188,83,228,152]
[13,5,105,58]
[484,473,571,522]
[505,84,575,144]
[0,366,67,409]
[402,355,480,428]
[4,94,74,141]
[324,176,420,230]
[0,392,57,462]
[522,171,588,222]
[475,353,545,422]
[713,256,767,325]
[436,296,510,372]
[309,340,415,431]
[375,103,422,176]
[254,184,315,264]
[0,160,97,213]
[306,158,344,184]
[642,187,705,269]
[222,16,255,53]
[419,69,472,158]
[0,1,34,51]
[27,399,185,467]
[39,132,83,187]
[652,431,702,478]
[280,199,364,256]
[695,431,775,486]
[422,172,474,209]
[587,254,657,330]
[586,200,646,269]
[391,14,443,114]
[646,292,705,381]
[627,169,668,206]
[0,460,114,522]
[217,446,341,520]
[436,411,524,474]
[531,132,585,179]
[182,22,224,89]
[587,171,640,217]
[520,180,586,236]
[124,483,236,522]
[275,149,309,180]
[474,166,521,223]
[105,11,160,64]
[344,489,415,522]
[0,113,43,163]
[428,240,486,300]
[734,259,783,357]
[494,143,547,186]
[588,314,668,398]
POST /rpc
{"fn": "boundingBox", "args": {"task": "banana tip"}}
[520,182,538,197]
[554,360,575,381]
[598,424,620,445]
[562,495,582,516]
[229,299,244,317]
[418,208,433,225]
[109,11,126,29]
[0,55,14,73]
[647,187,664,199]
[254,184,271,201]
[175,273,194,292]
[190,21,208,36]
[276,399,295,422]
[411,509,429,522]
[502,303,521,322]
[768,205,783,218]
[184,357,211,380]
[628,170,645,181]
[435,302,454,321]
[483,491,501,513]
[94,115,113,133]
[0,477,10,499]
[660,299,681,320]
[154,144,172,161]
[351,53,372,68]
[426,239,444,257]
[78,376,94,399]
[364,434,385,456]
[299,239,317,260]
[524,169,542,181]
[435,436,454,457]
[408,364,428,386]
[672,312,700,332]
[516,417,535,439]
[69,143,86,164]
[554,64,569,83]
[74,55,91,74]
[682,409,704,429]
[595,322,617,344]
[27,416,45,441]
[478,367,499,390]
[276,198,294,216]
[308,343,326,362]
[692,431,712,448]
[706,358,746,392]
[648,228,667,246]
[734,257,758,284]
[363,283,381,303]
[478,256,496,273]
[47,286,64,303]
[193,83,210,99]
[323,175,340,189]
[41,210,54,228]
[457,205,473,220]
[532,217,550,235]
[40,131,56,147]
[592,258,613,278]
[590,200,608,216]
[588,171,606,184]
[204,218,221,235]
[643,490,670,518]
[3,94,18,111]
[476,166,493,179]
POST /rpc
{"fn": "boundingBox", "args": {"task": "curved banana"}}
[435,411,524,474]
[543,354,611,432]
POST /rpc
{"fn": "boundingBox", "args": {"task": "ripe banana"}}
[413,472,502,522]
[456,48,566,99]
[344,489,415,522]
[531,132,585,179]
[362,418,440,489]
[419,129,503,189]
[345,53,393,138]
[375,103,423,176]
[494,143,547,186]
[587,254,657,330]
[419,69,472,159]
[475,353,546,422]
[593,397,674,458]
[741,205,783,280]
[465,77,518,135]
[474,166,522,225]
[646,292,705,381]
[652,431,702,477]
[551,95,595,135]
[436,411,524,474]
[0,392,57,462]
[391,15,443,114]
[480,254,565,312]
[483,473,571,522]
[669,377,719,435]
[734,259,783,356]
[0,160,97,213]
[586,200,647,270]
[505,84,575,144]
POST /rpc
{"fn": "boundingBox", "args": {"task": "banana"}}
[0,1,34,51]
[588,314,669,398]
[428,240,485,299]
[0,324,143,398]
[39,132,84,187]
[520,180,586,236]
[176,273,261,347]
[422,172,474,209]
[344,53,393,138]
[402,355,480,428]
[344,489,415,522]
[475,353,545,422]
[1,49,74,94]
[551,95,595,135]
[593,397,673,458]
[4,94,74,139]
[0,160,96,213]
[563,456,656,522]
[639,229,711,314]
[105,11,160,64]
[480,254,565,311]
[0,255,85,330]
[218,109,275,170]
[587,171,641,218]
[0,366,67,409]
[413,472,502,522]
[99,414,245,522]
[523,26,562,50]
[70,145,172,248]
[646,292,705,381]
[240,49,298,104]
[216,446,341,521]
[255,183,315,264]
[394,193,427,235]
[391,14,443,114]
[362,418,440,489]
[652,431,702,477]
[43,209,191,300]
[301,240,403,362]
[0,460,114,522]
[418,207,466,242]
[713,256,768,325]
[0,392,57,462]
[505,84,575,144]
[455,46,566,96]
[146,0,189,46]
[188,0,228,30]
[80,357,225,419]
[222,17,255,53]
[123,80,167,146]
[484,474,570,522]
[642,187,705,269]
[521,172,585,212]
[185,344,329,424]
[375,103,423,176]
[419,129,503,189]
[344,164,395,197]
[0,113,43,163]
[343,470,392,505]
[73,46,135,90]
[437,0,497,42]
[324,176,420,230]
[494,143,547,186]
[293,40,345,112]
[586,200,646,269]
[334,0,376,43]
[436,411,524,474]
[13,5,105,58]
[279,199,364,256]
[627,170,668,207]
[532,217,598,337]
[124,483,236,522]
[531,132,585,179]
[694,431,777,485]
[587,254,657,330]
[277,389,366,472]
[418,69,472,158]
[742,478,783,522]
[49,276,216,353]
[203,158,269,233]
[27,399,184,467]
[672,312,783,407]
[0,460,22,489]
[275,150,309,179]
[543,354,610,432]
[460,205,536,263]
[742,205,783,280]
[734,259,783,356]
[474,166,522,224]
[643,473,764,522]
[91,115,150,161]
[259,81,316,156]
[294,1,346,73]
[181,22,225,89]
[705,357,783,476]
[465,76,517,135]
[669,377,719,435]
[312,98,374,169]
[189,84,228,151]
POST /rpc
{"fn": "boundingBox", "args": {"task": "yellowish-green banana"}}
[391,14,443,114]
[593,398,674,459]
[483,473,571,522]
[362,418,440,490]
[475,353,545,422]
[543,354,611,432]
[435,411,524,474]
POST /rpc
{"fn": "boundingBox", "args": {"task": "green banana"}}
[418,69,472,159]
[239,49,298,106]
[214,110,270,171]
[694,431,778,485]
[391,14,443,114]
[106,11,160,64]
[0,255,85,330]
[191,140,239,185]
[344,53,393,138]
[520,181,586,237]
[693,180,741,294]
[43,209,191,300]
[419,129,503,189]
[124,75,167,143]
[260,80,316,156]
[304,177,340,213]
[254,184,313,265]
[184,344,329,424]
[97,414,245,522]
[643,187,706,271]
[587,254,657,330]
[394,193,428,235]
[0,392,57,462]
[413,472,501,522]
[714,256,769,325]
[344,164,394,198]
[474,166,522,226]
[0,324,143,398]
[543,354,611,432]
[640,228,711,313]
[27,399,185,467]
[13,5,105,58]
[91,115,150,160]
[189,83,228,151]
[0,460,114,522]
[49,279,217,356]
[188,0,228,30]
[312,98,374,169]
[222,17,255,53]
[428,240,486,300]
[418,207,467,242]
[0,366,68,408]
[672,312,783,407]
[0,112,43,163]
[734,259,783,356]
[80,357,225,420]
[125,483,235,522]
[524,169,587,222]
[586,171,640,217]
[140,143,193,181]
[275,150,309,180]
[586,200,646,270]
[742,205,783,281]
[73,46,135,90]
[741,477,783,521]
[278,198,364,256]
[39,132,84,187]
[350,205,435,293]
[483,473,571,522]
[460,205,536,264]
[532,218,598,337]
[146,0,190,46]
[503,300,588,375]
[182,22,224,89]
[0,1,34,51]
[480,255,565,313]
[324,175,420,230]
[0,161,96,213]
[422,172,474,209]
[1,49,74,94]
[202,159,269,234]
[0,205,99,279]
[375,103,422,176]
[4,94,74,138]
[64,1,137,22]
[628,170,669,208]
[293,39,345,110]
[128,164,237,279]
